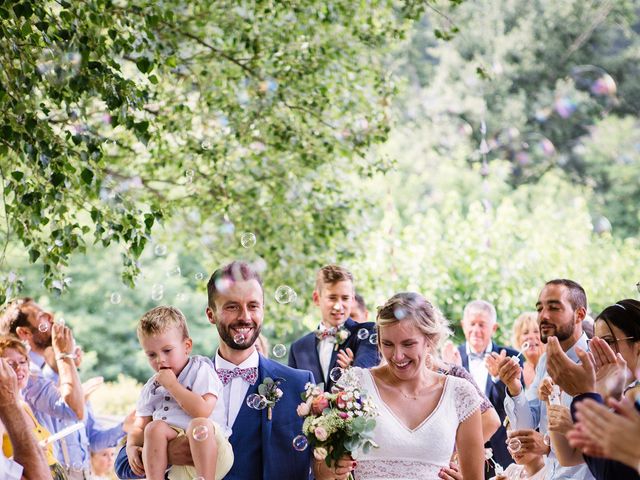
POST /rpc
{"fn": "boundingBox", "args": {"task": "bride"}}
[314,292,485,480]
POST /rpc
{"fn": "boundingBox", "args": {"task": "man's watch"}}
[55,352,77,361]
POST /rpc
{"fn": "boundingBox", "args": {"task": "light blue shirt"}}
[504,333,594,480]
[41,364,125,470]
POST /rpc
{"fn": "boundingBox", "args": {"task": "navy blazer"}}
[115,354,314,480]
[288,318,379,391]
[458,342,522,475]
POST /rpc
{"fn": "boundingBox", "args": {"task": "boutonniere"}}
[334,326,350,351]
[258,377,284,420]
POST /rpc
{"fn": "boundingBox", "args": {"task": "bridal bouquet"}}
[296,368,378,473]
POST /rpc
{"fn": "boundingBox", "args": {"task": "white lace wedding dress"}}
[354,367,481,480]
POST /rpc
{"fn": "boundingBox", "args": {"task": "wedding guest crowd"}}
[1,263,639,480]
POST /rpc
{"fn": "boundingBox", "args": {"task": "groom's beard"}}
[217,320,262,350]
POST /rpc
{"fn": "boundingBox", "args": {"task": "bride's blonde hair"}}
[376,292,451,349]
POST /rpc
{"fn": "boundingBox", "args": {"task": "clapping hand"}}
[51,323,75,356]
[441,341,462,366]
[590,336,628,400]
[337,348,354,369]
[82,376,104,401]
[0,358,19,407]
[546,336,595,396]
[570,397,640,469]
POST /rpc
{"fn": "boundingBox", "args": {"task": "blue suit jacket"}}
[458,342,522,475]
[288,318,379,391]
[115,355,314,480]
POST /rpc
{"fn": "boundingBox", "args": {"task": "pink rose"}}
[311,395,330,415]
[314,427,328,441]
[313,447,328,461]
[297,401,311,417]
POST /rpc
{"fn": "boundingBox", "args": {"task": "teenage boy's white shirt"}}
[215,349,259,428]
[504,333,594,480]
[317,331,336,383]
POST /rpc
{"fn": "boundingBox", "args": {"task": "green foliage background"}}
[1,0,639,391]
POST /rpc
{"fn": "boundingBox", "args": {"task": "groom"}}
[115,261,314,479]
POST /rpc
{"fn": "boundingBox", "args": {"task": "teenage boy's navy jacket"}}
[288,317,379,391]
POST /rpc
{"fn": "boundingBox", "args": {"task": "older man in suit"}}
[446,300,521,477]
[115,261,314,479]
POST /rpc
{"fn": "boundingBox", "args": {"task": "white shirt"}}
[215,349,259,428]
[0,453,23,480]
[466,341,493,393]
[136,355,231,437]
[317,336,336,383]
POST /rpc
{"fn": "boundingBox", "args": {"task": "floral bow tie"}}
[468,351,487,361]
[217,366,259,386]
[315,326,338,341]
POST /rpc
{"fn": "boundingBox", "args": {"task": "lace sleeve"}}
[452,376,482,423]
[446,364,493,413]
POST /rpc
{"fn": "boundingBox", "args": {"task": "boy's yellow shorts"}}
[168,421,234,480]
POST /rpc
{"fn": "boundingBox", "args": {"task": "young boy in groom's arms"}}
[288,265,379,391]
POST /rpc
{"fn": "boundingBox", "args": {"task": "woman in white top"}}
[315,292,484,480]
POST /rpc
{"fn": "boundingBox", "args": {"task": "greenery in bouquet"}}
[296,368,378,468]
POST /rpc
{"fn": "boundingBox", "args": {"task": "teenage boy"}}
[288,265,379,391]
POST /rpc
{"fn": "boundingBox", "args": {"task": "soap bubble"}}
[393,307,406,320]
[192,425,209,441]
[56,317,65,326]
[329,367,343,382]
[368,333,378,345]
[357,328,370,340]
[507,438,521,453]
[520,341,530,351]
[233,333,247,345]
[38,322,49,333]
[151,284,164,301]
[110,293,122,304]
[194,272,205,281]
[201,140,212,150]
[274,286,297,304]
[240,232,256,248]
[292,435,308,451]
[154,244,167,256]
[246,393,267,410]
[166,267,182,277]
[272,344,287,358]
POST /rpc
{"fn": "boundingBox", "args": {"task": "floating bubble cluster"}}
[246,393,267,410]
[274,286,297,304]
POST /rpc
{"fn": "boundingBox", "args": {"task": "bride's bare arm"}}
[455,409,484,480]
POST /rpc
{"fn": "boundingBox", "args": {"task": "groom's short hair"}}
[315,265,354,293]
[207,261,263,310]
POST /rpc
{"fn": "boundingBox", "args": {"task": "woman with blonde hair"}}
[0,335,68,479]
[511,312,544,388]
[315,292,484,480]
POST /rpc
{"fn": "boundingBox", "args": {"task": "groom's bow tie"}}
[316,326,338,341]
[217,366,258,385]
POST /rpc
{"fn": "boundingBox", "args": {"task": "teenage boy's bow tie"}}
[315,326,338,340]
[217,366,258,385]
